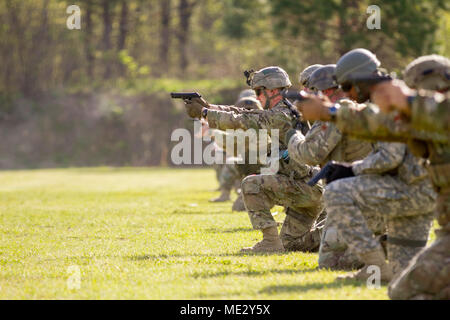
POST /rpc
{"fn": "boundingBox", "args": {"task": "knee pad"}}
[241,176,260,195]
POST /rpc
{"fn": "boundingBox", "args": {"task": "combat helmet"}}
[308,64,338,91]
[403,54,450,91]
[335,48,380,84]
[248,66,292,90]
[299,64,323,88]
[237,89,257,100]
[235,97,263,110]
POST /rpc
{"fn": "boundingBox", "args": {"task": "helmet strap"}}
[262,89,282,109]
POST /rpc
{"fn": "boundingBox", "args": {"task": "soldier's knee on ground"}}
[241,175,261,196]
[280,208,316,250]
[318,225,363,270]
[387,214,433,275]
[283,225,322,252]
[388,233,450,300]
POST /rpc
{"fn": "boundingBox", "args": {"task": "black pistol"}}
[307,162,334,186]
[170,92,202,100]
[282,90,311,135]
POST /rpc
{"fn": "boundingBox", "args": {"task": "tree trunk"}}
[118,0,128,51]
[117,0,128,75]
[102,0,112,79]
[84,0,94,80]
[177,0,196,72]
[159,0,171,75]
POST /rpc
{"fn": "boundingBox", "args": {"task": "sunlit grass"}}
[0,167,395,299]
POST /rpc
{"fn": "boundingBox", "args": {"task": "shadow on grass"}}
[170,208,229,215]
[129,249,296,261]
[260,278,372,294]
[191,268,320,279]
[205,227,254,233]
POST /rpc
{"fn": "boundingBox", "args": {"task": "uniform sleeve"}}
[209,104,251,113]
[335,99,448,144]
[335,100,410,143]
[288,121,342,166]
[206,107,292,135]
[352,142,405,175]
[410,92,450,136]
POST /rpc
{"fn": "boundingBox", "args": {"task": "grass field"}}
[0,167,405,299]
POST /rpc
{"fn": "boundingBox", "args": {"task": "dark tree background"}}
[0,0,448,168]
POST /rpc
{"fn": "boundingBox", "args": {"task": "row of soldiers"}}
[182,48,449,300]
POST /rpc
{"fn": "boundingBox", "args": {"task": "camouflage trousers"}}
[389,190,450,300]
[318,210,387,270]
[219,163,261,192]
[241,173,324,250]
[283,211,327,252]
[218,163,240,192]
[322,174,437,275]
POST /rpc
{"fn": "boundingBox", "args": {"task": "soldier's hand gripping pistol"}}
[307,161,355,186]
[170,92,209,119]
[282,90,312,135]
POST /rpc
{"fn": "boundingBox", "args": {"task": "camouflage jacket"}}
[351,141,429,186]
[334,98,450,167]
[287,116,373,167]
[333,97,449,228]
[409,91,450,137]
[335,98,448,144]
[206,101,318,180]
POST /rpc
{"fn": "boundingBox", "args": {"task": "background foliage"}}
[0,0,448,168]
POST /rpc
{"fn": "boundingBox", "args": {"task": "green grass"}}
[0,167,396,299]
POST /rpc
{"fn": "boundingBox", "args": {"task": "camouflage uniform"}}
[210,93,263,203]
[217,163,241,192]
[333,95,449,299]
[323,105,437,272]
[206,100,324,250]
[287,65,374,260]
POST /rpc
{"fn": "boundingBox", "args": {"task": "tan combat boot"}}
[231,194,246,212]
[240,226,285,253]
[209,190,231,202]
[338,247,394,283]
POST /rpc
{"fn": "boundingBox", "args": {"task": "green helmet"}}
[299,64,323,87]
[403,54,450,91]
[308,64,338,91]
[237,89,257,100]
[235,97,262,110]
[250,66,292,90]
[335,48,380,84]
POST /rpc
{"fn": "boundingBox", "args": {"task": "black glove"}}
[325,163,355,184]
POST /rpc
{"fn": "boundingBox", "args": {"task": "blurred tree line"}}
[0,0,448,168]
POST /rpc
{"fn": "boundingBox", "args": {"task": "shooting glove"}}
[184,97,208,119]
[325,163,355,184]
